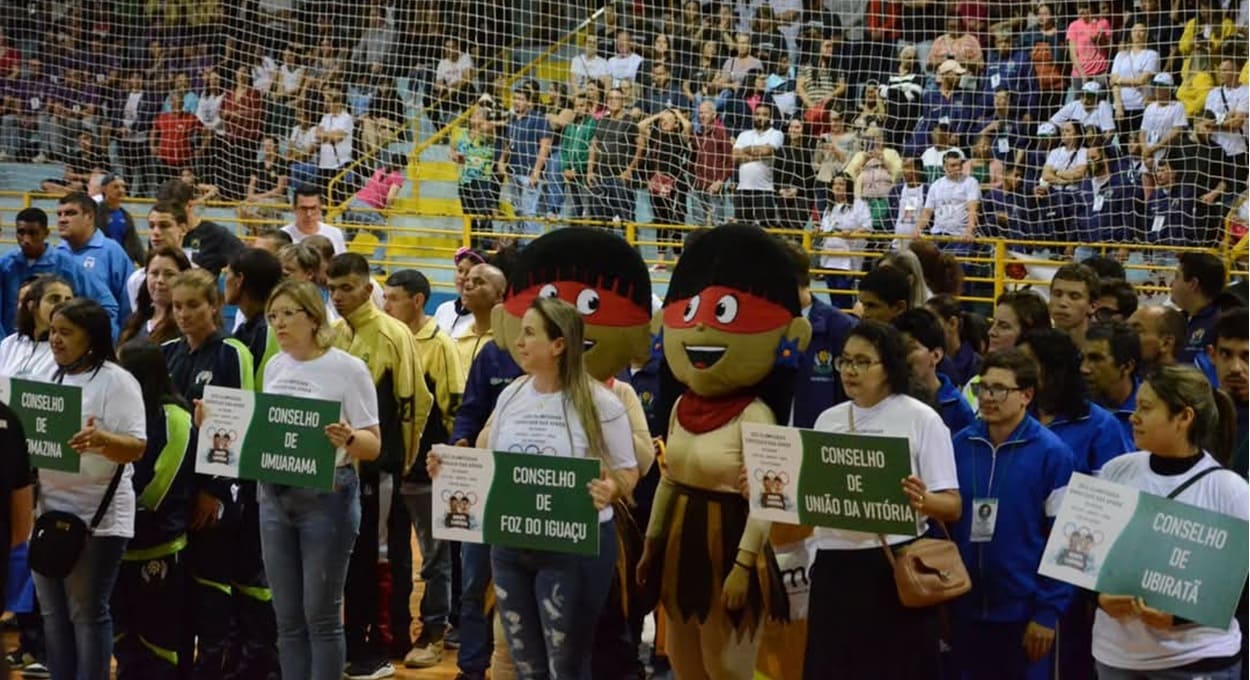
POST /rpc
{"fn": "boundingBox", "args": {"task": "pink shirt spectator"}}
[356,169,405,208]
[1067,17,1112,78]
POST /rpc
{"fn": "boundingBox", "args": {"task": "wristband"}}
[345,433,356,447]
[734,559,753,570]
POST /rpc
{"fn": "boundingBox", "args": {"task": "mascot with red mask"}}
[639,223,811,679]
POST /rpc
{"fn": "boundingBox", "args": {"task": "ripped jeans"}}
[491,520,616,680]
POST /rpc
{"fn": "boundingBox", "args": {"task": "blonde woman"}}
[430,297,638,678]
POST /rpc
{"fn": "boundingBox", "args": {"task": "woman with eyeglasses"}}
[207,279,379,680]
[1094,366,1246,679]
[804,321,961,679]
[429,297,638,678]
[36,298,147,680]
[0,275,71,380]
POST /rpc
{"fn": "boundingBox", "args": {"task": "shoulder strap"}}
[89,464,126,531]
[1167,465,1228,500]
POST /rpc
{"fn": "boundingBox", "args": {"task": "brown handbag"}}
[847,404,971,608]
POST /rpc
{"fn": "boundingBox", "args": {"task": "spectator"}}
[361,76,407,157]
[685,39,731,107]
[1144,160,1197,245]
[558,94,597,220]
[281,186,348,254]
[1049,262,1098,347]
[1177,0,1235,67]
[150,89,204,188]
[916,150,981,246]
[55,193,133,323]
[964,133,1003,191]
[1025,4,1069,118]
[983,163,1032,239]
[1066,0,1112,89]
[638,62,689,114]
[721,32,764,89]
[286,107,320,192]
[570,35,610,91]
[1170,251,1226,364]
[895,308,976,434]
[51,68,103,162]
[889,157,929,238]
[1081,321,1142,439]
[607,31,645,86]
[1075,144,1137,242]
[496,84,553,239]
[352,6,397,65]
[909,60,976,157]
[585,88,641,223]
[345,153,406,234]
[1137,72,1188,168]
[451,106,501,244]
[774,117,814,233]
[689,100,733,225]
[347,68,379,121]
[96,174,145,265]
[845,126,901,230]
[950,348,1074,680]
[927,13,984,74]
[818,173,873,308]
[732,103,784,223]
[880,44,925,148]
[430,37,476,127]
[34,298,147,680]
[1038,120,1087,218]
[1177,45,1216,117]
[1205,58,1248,189]
[852,82,888,131]
[919,119,966,182]
[220,66,264,200]
[315,86,354,201]
[195,68,226,175]
[0,208,118,336]
[797,39,847,136]
[1127,303,1185,373]
[813,109,858,191]
[112,73,161,193]
[40,132,106,194]
[978,91,1029,171]
[240,136,290,235]
[1109,23,1159,140]
[0,57,53,163]
[640,108,692,263]
[982,29,1035,113]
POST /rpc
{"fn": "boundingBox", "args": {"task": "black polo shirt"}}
[0,401,32,599]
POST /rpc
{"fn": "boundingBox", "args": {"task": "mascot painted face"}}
[643,223,811,680]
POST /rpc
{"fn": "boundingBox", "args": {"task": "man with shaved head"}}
[1127,304,1185,373]
[454,263,507,387]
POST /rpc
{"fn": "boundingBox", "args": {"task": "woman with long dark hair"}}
[36,298,147,680]
[641,107,692,265]
[0,274,71,379]
[119,246,192,345]
[926,294,987,388]
[805,321,961,678]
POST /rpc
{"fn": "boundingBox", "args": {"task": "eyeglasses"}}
[834,357,882,373]
[972,383,1023,401]
[266,307,308,324]
[1093,307,1121,322]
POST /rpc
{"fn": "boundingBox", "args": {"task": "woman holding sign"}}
[0,274,70,380]
[805,321,962,679]
[37,298,147,680]
[253,279,380,680]
[431,297,639,679]
[1093,366,1247,679]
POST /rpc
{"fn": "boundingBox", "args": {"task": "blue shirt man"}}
[52,193,134,323]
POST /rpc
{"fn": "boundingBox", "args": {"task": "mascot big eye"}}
[641,223,811,680]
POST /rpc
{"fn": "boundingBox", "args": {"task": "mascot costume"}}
[641,223,811,679]
[486,228,658,679]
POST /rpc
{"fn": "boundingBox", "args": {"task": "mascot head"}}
[657,223,811,421]
[493,229,652,381]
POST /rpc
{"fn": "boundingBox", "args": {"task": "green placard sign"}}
[196,385,342,490]
[431,445,601,556]
[743,422,919,535]
[0,376,83,472]
[1039,473,1249,628]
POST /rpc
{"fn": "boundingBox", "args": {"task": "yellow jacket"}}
[333,302,433,474]
[413,316,462,437]
[1178,18,1235,56]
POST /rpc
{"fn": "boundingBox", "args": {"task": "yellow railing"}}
[325,2,616,210]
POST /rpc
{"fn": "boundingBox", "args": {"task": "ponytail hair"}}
[927,293,989,355]
[908,240,964,296]
[1143,365,1237,465]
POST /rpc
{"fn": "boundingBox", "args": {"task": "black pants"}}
[114,551,188,680]
[118,139,152,196]
[345,464,390,665]
[734,190,777,226]
[802,546,940,680]
[388,479,414,655]
[230,482,279,679]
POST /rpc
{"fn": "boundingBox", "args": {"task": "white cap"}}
[1037,122,1058,136]
[937,59,968,75]
[1081,81,1102,95]
[1152,72,1175,86]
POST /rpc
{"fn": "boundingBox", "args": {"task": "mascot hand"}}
[636,540,655,587]
[721,564,750,611]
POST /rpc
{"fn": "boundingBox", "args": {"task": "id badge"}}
[1092,194,1106,212]
[1151,214,1166,233]
[990,73,1001,89]
[997,137,1010,155]
[970,498,999,543]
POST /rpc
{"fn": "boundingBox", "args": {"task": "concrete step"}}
[415,161,459,183]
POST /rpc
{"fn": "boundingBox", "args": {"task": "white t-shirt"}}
[38,362,146,538]
[1139,101,1188,161]
[0,334,56,380]
[1092,452,1247,671]
[1050,100,1117,133]
[811,394,959,550]
[733,128,785,191]
[1110,49,1159,111]
[317,111,354,169]
[288,124,318,157]
[1045,145,1089,186]
[261,348,380,467]
[924,175,982,236]
[436,53,475,88]
[281,222,348,254]
[606,53,644,85]
[894,183,928,236]
[569,54,610,89]
[433,299,473,339]
[818,199,872,271]
[488,377,636,523]
[1204,84,1249,156]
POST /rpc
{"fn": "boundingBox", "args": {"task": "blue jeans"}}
[689,188,730,226]
[1095,660,1243,679]
[543,155,565,217]
[458,542,495,677]
[403,486,452,630]
[32,534,127,680]
[507,173,544,237]
[492,520,617,680]
[258,466,360,680]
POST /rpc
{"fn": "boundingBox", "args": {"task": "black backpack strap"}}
[1166,466,1228,500]
[89,465,125,531]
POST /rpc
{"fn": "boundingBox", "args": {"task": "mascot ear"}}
[491,303,508,349]
[787,315,813,353]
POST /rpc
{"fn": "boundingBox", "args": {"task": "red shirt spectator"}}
[693,106,733,191]
[866,0,901,43]
[221,82,263,141]
[355,167,406,209]
[0,35,20,77]
[151,110,202,166]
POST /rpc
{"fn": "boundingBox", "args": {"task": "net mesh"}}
[0,0,1246,285]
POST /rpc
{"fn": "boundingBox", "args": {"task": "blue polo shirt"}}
[791,298,857,428]
[1108,378,1139,443]
[1181,303,1219,364]
[0,245,120,336]
[55,229,134,322]
[506,112,553,176]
